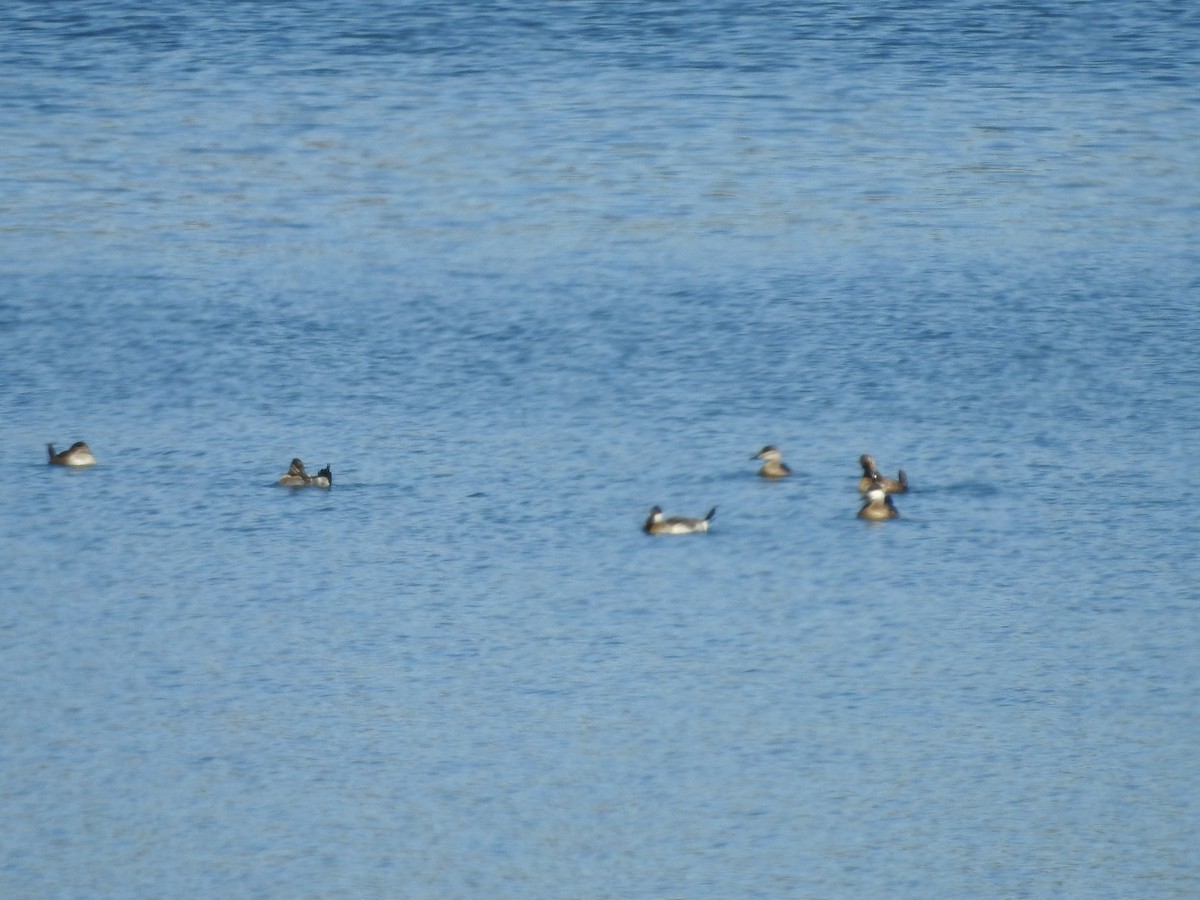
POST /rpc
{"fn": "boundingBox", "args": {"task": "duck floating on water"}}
[643,505,716,535]
[858,479,899,520]
[47,441,96,467]
[278,458,332,488]
[751,445,792,479]
[857,454,907,494]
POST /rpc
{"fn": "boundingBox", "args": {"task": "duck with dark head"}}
[643,505,716,535]
[858,454,907,494]
[279,458,332,488]
[751,445,791,479]
[858,478,899,520]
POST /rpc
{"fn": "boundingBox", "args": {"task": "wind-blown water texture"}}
[2,2,1199,897]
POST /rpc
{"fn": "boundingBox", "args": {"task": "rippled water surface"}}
[3,2,1199,897]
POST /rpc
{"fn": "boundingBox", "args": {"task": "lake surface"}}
[2,2,1199,896]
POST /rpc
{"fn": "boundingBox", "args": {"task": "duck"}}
[857,454,907,494]
[47,441,96,467]
[278,458,308,486]
[643,505,716,535]
[278,458,332,488]
[751,445,791,479]
[858,480,899,520]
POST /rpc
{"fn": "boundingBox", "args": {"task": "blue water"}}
[3,2,1199,896]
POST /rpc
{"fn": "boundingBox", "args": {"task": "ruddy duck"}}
[47,441,96,467]
[279,458,308,486]
[857,454,907,494]
[643,505,716,535]
[278,458,332,488]
[858,482,899,520]
[751,445,791,478]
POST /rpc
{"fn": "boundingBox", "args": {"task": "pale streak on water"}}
[2,2,1199,897]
